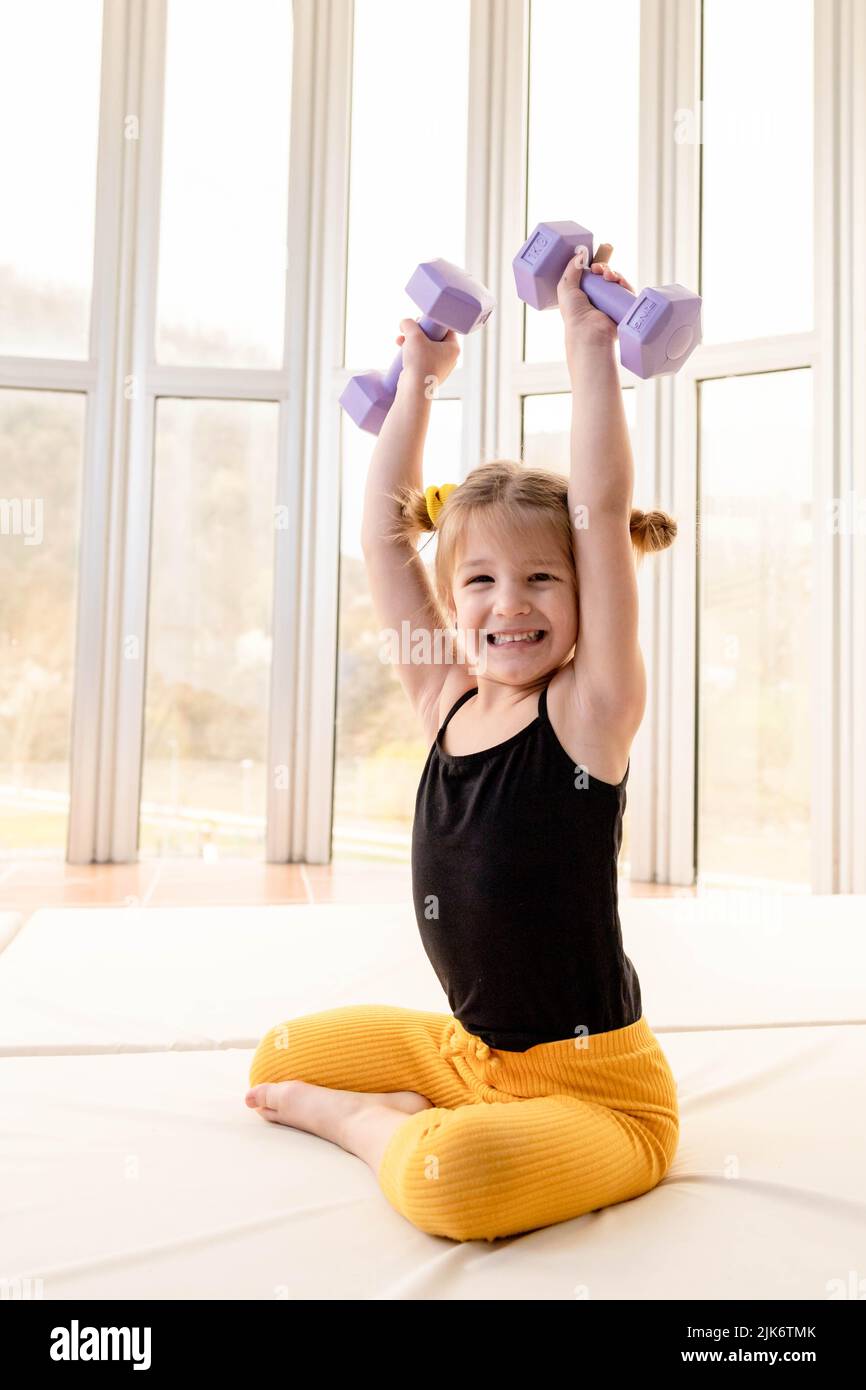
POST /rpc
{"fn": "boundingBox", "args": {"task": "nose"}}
[492,586,533,616]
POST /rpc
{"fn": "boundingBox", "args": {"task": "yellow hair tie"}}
[424,482,459,526]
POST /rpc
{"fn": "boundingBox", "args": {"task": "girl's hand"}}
[395,318,460,392]
[557,242,636,348]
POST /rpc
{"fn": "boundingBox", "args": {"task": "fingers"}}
[590,263,626,282]
[559,240,631,294]
[560,245,591,290]
[395,321,459,347]
[590,242,613,276]
[586,242,634,291]
[563,242,616,278]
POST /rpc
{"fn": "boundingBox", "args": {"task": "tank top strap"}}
[539,679,552,722]
[538,677,629,787]
[441,679,552,738]
[438,685,477,737]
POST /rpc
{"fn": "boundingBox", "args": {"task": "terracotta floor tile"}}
[0,863,158,911]
[142,862,310,907]
[0,858,686,913]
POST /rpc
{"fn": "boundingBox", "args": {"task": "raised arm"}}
[360,319,462,738]
[556,244,647,732]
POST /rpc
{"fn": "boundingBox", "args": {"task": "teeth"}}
[490,630,542,645]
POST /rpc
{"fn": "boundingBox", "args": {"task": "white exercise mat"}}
[0,912,23,954]
[1,1022,863,1299]
[0,895,863,1055]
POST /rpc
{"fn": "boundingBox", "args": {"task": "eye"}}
[467,572,558,584]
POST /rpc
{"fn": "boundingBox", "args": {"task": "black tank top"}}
[411,678,641,1051]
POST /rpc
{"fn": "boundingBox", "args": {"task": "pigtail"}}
[378,483,437,549]
[628,508,677,566]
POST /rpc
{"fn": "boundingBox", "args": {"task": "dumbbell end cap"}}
[339,371,392,435]
[406,259,495,334]
[665,324,696,360]
[512,220,594,310]
[619,287,702,378]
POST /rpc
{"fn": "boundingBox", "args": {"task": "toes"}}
[245,1080,302,1122]
[246,1085,280,1123]
[246,1083,280,1112]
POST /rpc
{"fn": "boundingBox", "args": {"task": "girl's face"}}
[447,515,578,679]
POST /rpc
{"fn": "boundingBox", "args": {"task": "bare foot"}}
[245,1079,432,1149]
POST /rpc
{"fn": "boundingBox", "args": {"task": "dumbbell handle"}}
[578,271,636,325]
[382,315,449,398]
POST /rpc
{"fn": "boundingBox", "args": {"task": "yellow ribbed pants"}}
[248,1004,679,1243]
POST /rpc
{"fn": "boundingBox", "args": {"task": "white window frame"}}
[466,0,865,891]
[68,0,343,864]
[5,0,861,887]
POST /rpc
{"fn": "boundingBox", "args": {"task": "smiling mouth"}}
[487,630,546,647]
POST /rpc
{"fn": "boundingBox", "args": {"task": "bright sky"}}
[0,0,103,289]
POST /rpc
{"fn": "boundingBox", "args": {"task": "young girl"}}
[245,243,680,1244]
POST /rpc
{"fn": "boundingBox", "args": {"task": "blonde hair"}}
[386,459,676,624]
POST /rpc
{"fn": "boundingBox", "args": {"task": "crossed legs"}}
[246,1004,461,1176]
[246,1003,678,1243]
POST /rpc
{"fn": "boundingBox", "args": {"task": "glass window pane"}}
[525,0,640,363]
[344,0,470,370]
[0,0,103,358]
[698,370,813,886]
[334,401,462,861]
[140,399,279,859]
[522,387,636,473]
[0,391,86,857]
[155,0,292,367]
[522,389,638,875]
[700,0,813,342]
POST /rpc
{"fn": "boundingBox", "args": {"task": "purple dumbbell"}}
[513,220,702,379]
[340,258,495,434]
